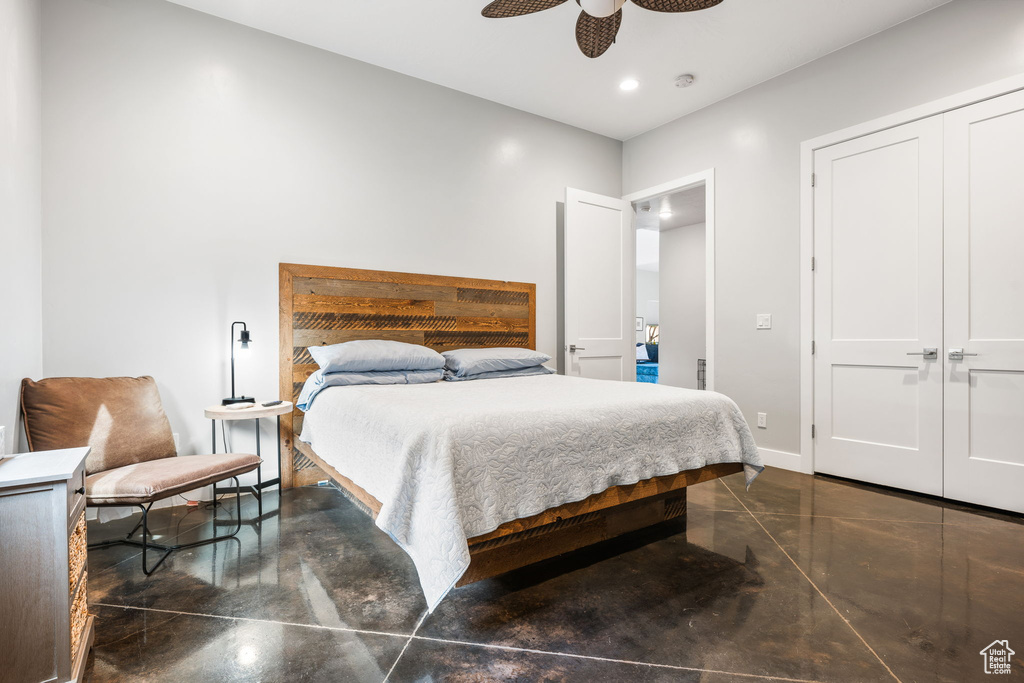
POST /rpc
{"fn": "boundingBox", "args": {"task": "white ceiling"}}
[165,0,950,140]
[636,184,706,271]
[636,184,706,232]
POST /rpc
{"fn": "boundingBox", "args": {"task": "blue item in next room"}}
[636,362,659,384]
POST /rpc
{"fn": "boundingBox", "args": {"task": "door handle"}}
[948,348,978,361]
[906,348,937,360]
[569,344,586,353]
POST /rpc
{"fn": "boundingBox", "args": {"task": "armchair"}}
[20,376,261,574]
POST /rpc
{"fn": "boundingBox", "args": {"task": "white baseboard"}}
[757,447,804,473]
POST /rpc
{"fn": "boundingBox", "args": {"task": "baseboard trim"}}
[757,447,804,473]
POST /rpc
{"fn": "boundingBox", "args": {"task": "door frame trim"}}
[623,168,716,391]
[800,73,1024,476]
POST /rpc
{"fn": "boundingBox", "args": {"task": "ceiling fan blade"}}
[630,0,723,12]
[575,9,622,58]
[482,0,569,18]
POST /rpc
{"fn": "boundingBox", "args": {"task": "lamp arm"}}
[229,321,247,399]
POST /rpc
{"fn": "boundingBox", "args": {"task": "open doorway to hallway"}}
[633,182,707,389]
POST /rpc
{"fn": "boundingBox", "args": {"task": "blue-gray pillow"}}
[442,347,551,378]
[308,340,444,374]
[443,365,555,382]
[297,368,444,411]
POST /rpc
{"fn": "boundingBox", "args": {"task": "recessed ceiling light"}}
[659,211,673,219]
[619,78,640,92]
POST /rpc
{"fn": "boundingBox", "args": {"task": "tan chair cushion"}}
[86,453,262,506]
[21,376,177,474]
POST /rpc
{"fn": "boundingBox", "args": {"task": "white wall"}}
[41,0,622,485]
[0,0,42,455]
[658,224,704,389]
[624,0,1024,464]
[635,268,659,344]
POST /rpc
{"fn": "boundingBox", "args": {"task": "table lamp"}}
[223,321,254,405]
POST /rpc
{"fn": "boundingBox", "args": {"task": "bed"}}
[278,263,762,609]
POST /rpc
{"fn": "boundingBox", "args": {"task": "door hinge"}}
[811,340,816,355]
[811,173,816,188]
[811,256,816,271]
[811,424,816,438]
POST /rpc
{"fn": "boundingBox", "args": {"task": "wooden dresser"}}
[0,447,94,683]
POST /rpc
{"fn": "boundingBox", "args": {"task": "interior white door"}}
[943,91,1024,514]
[564,188,635,380]
[813,117,944,494]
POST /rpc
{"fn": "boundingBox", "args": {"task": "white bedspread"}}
[299,374,763,610]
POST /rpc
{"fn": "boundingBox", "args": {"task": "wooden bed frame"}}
[278,263,742,585]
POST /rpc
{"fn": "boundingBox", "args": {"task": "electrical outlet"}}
[173,432,180,452]
[0,425,5,455]
[757,413,767,429]
[756,314,772,330]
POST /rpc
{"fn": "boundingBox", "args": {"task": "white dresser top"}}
[0,447,89,487]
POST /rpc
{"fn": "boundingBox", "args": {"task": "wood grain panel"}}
[294,312,458,331]
[457,288,531,306]
[279,265,295,488]
[293,366,318,384]
[294,440,381,513]
[294,295,435,316]
[296,278,459,303]
[434,301,531,319]
[453,317,530,332]
[423,331,529,348]
[293,329,427,347]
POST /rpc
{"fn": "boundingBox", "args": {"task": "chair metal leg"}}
[88,476,246,575]
[123,504,151,540]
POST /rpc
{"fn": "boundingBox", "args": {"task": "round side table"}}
[204,401,293,517]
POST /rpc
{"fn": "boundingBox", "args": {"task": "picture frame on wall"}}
[635,317,644,332]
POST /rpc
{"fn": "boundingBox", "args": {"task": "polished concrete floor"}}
[82,467,1023,682]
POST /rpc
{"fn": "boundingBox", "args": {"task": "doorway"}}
[624,170,715,391]
[634,185,707,389]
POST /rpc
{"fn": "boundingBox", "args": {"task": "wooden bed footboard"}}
[295,438,741,585]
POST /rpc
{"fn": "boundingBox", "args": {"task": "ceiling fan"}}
[481,0,724,59]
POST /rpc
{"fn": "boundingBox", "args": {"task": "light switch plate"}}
[757,413,767,429]
[756,314,772,330]
[0,425,5,454]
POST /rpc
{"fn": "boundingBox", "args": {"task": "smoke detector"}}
[675,74,696,88]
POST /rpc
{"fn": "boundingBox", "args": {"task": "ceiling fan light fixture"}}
[619,78,640,91]
[579,0,627,18]
[481,0,724,59]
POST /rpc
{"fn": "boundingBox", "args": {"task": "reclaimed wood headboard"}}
[278,263,537,488]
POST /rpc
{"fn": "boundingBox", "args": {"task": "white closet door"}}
[943,91,1024,514]
[564,188,635,381]
[813,117,944,494]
